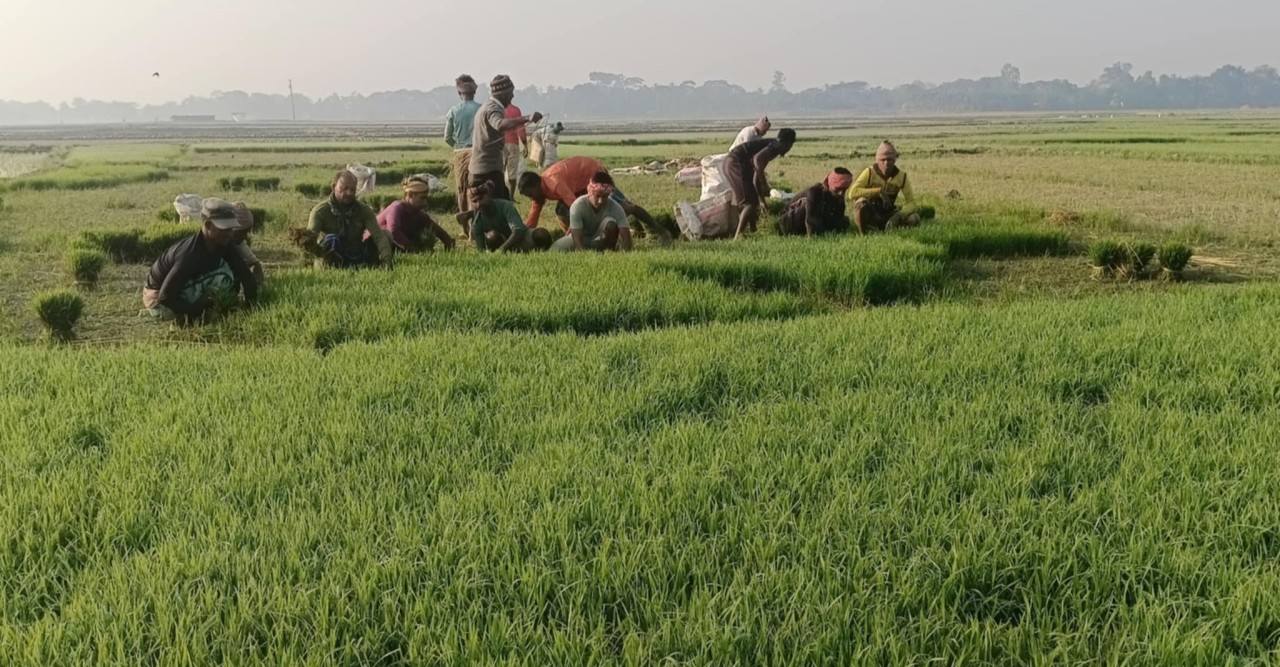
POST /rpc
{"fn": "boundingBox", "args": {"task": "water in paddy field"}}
[0,152,49,178]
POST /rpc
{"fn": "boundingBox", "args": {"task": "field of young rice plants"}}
[5,285,1280,663]
[2,115,1279,663]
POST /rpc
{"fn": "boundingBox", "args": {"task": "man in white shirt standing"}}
[730,116,772,150]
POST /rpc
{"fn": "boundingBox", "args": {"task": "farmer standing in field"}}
[848,140,920,233]
[502,100,529,200]
[468,75,542,201]
[779,168,855,236]
[469,183,551,253]
[730,116,771,150]
[141,198,258,324]
[517,155,669,244]
[444,75,481,225]
[724,128,797,240]
[550,171,634,252]
[307,170,395,268]
[377,175,456,253]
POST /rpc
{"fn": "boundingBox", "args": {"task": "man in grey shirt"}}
[551,171,633,252]
[468,74,541,201]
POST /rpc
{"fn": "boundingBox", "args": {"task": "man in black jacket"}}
[142,198,259,324]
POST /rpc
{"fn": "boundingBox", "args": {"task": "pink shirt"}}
[503,104,527,145]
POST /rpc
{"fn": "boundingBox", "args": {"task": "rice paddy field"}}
[3,113,1280,663]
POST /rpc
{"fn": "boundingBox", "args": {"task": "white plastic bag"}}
[699,154,729,201]
[675,165,701,187]
[408,173,444,193]
[674,191,734,240]
[173,194,202,222]
[769,189,795,201]
[346,163,377,195]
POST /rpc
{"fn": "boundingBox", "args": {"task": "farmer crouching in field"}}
[470,183,551,253]
[141,198,258,324]
[550,172,633,252]
[724,128,796,240]
[849,140,921,233]
[518,155,669,244]
[444,74,481,222]
[779,168,854,236]
[377,176,455,254]
[308,170,395,268]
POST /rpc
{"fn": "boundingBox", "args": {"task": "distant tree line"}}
[3,64,1280,125]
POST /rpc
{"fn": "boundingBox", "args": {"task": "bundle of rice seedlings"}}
[155,207,180,223]
[1158,243,1193,280]
[1125,241,1158,279]
[1087,239,1125,279]
[248,207,272,233]
[288,227,324,258]
[66,249,107,286]
[247,177,280,191]
[294,182,328,199]
[76,229,142,263]
[918,205,937,221]
[32,290,84,341]
[764,198,788,217]
[206,287,242,314]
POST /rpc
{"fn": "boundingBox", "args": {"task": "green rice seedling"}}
[103,196,138,210]
[1126,241,1158,279]
[31,289,84,341]
[206,286,242,314]
[77,226,194,263]
[155,207,179,223]
[1087,239,1125,278]
[138,227,195,261]
[294,182,328,199]
[191,142,425,154]
[1158,243,1194,280]
[901,221,1072,259]
[66,249,107,286]
[75,229,142,263]
[0,165,168,191]
[0,195,5,212]
[425,191,455,212]
[764,198,788,217]
[247,177,280,191]
[918,205,937,221]
[359,193,398,212]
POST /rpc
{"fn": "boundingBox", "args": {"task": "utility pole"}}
[288,79,297,121]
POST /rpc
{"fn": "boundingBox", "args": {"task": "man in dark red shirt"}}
[375,176,456,253]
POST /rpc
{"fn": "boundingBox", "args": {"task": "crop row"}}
[3,285,1280,663]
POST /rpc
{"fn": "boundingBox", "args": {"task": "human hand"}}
[529,112,543,124]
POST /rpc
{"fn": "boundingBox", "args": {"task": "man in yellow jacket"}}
[848,140,921,233]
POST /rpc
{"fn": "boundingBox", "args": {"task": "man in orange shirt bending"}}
[516,156,670,244]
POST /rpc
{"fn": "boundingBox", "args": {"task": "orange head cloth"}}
[826,171,854,192]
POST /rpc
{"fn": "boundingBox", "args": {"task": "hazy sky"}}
[4,0,1278,104]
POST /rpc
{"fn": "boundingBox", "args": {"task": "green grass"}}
[0,165,169,192]
[74,225,195,264]
[5,285,1280,662]
[3,117,1280,662]
[190,143,427,154]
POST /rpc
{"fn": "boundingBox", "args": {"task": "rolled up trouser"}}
[319,234,379,267]
[452,149,472,213]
